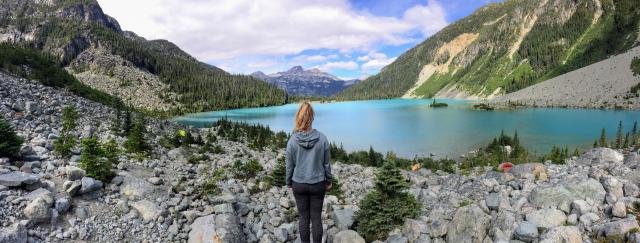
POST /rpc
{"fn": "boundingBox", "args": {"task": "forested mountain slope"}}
[0,0,287,113]
[337,0,640,100]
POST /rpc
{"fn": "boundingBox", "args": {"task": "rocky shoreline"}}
[2,71,640,243]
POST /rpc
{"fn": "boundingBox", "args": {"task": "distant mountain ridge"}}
[338,0,640,101]
[0,0,287,113]
[251,66,359,97]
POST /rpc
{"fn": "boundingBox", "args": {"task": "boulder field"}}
[1,72,640,242]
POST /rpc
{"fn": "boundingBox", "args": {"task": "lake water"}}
[175,99,640,159]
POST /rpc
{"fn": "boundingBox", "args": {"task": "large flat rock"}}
[188,214,244,243]
[0,172,39,187]
[529,178,605,208]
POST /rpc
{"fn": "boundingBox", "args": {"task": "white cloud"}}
[247,60,279,69]
[403,0,449,36]
[357,55,370,62]
[295,54,339,62]
[359,51,397,71]
[313,61,359,71]
[97,0,448,63]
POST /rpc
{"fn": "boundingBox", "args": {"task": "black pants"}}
[292,181,326,243]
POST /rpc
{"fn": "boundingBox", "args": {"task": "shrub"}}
[102,139,121,165]
[541,145,569,164]
[0,118,24,159]
[188,154,209,164]
[110,109,122,134]
[230,159,264,181]
[54,106,79,158]
[268,156,287,187]
[78,138,114,182]
[354,161,421,241]
[326,177,344,200]
[632,57,640,76]
[201,167,225,196]
[212,144,225,154]
[284,208,298,223]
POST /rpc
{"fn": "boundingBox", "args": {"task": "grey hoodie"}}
[285,129,332,186]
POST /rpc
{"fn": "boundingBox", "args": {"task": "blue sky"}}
[98,0,501,80]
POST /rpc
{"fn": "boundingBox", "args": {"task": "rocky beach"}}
[2,71,640,243]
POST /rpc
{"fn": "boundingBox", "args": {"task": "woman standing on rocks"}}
[286,101,332,243]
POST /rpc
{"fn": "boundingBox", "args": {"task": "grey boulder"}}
[79,177,103,194]
[188,214,244,243]
[446,204,490,243]
[333,230,365,243]
[529,178,605,208]
[0,172,39,187]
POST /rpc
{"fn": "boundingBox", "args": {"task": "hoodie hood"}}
[294,129,320,149]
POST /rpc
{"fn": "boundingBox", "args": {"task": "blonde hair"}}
[294,101,314,132]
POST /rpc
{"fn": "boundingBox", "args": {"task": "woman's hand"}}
[326,182,332,191]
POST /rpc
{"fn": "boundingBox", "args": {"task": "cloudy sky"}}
[97,0,501,80]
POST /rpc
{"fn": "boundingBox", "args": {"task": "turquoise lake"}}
[175,99,640,159]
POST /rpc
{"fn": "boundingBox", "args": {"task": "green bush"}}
[542,145,569,164]
[78,138,114,182]
[632,57,640,76]
[102,139,121,165]
[354,161,421,241]
[268,156,287,187]
[329,143,384,167]
[54,106,79,158]
[284,208,298,223]
[188,154,209,164]
[326,177,344,200]
[420,157,457,174]
[201,168,226,196]
[459,130,529,172]
[0,118,24,160]
[230,159,264,181]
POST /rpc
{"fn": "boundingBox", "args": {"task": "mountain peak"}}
[288,66,304,73]
[250,71,269,80]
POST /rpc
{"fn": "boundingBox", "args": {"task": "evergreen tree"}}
[632,121,638,146]
[354,161,421,241]
[615,121,623,149]
[125,115,148,153]
[122,109,132,135]
[0,118,24,160]
[78,138,114,182]
[326,177,344,200]
[110,108,121,133]
[368,146,377,167]
[103,139,120,165]
[573,148,580,157]
[54,106,79,157]
[624,132,630,149]
[599,128,607,148]
[269,156,287,187]
[593,140,598,148]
